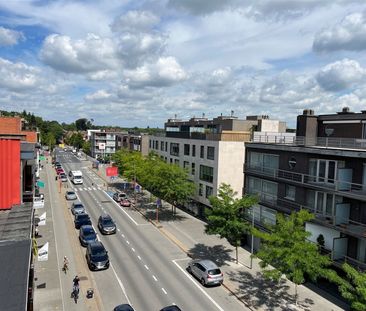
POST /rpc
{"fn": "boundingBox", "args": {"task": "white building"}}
[149,115,287,217]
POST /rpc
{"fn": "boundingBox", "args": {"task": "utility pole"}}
[250,206,255,269]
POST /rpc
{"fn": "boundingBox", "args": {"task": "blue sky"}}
[0,0,366,128]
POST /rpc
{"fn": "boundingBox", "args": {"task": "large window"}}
[170,143,180,156]
[191,163,195,175]
[192,145,196,157]
[160,141,164,151]
[306,190,342,216]
[199,165,214,183]
[184,144,190,156]
[248,152,279,173]
[285,185,296,201]
[200,145,204,158]
[308,159,344,184]
[205,185,213,198]
[247,177,278,204]
[207,146,215,160]
[184,161,189,169]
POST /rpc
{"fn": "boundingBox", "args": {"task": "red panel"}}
[106,166,118,177]
[0,140,20,209]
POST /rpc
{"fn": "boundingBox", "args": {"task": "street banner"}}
[106,166,118,176]
[37,180,45,188]
[38,242,49,261]
[39,155,45,160]
[38,212,46,226]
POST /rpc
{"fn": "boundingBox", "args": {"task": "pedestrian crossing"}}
[71,186,102,192]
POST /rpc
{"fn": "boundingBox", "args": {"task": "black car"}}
[74,213,92,229]
[160,306,182,311]
[113,304,135,311]
[98,214,116,235]
[86,241,109,271]
[79,225,97,247]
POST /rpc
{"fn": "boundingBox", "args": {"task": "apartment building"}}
[90,130,118,159]
[149,114,287,217]
[117,132,149,156]
[244,108,366,270]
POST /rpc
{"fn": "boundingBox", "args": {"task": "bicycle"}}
[62,257,69,274]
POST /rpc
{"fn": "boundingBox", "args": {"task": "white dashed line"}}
[144,265,149,270]
[126,240,130,245]
[137,256,141,260]
[131,248,135,252]
[162,288,167,295]
[117,228,121,232]
[152,275,157,282]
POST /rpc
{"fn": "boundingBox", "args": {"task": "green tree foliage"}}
[75,118,92,131]
[338,263,366,310]
[253,209,332,305]
[205,184,258,263]
[43,132,56,150]
[65,132,84,149]
[82,140,91,155]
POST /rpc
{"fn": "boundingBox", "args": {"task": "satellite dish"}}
[325,128,334,136]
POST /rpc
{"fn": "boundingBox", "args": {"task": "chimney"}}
[297,109,318,145]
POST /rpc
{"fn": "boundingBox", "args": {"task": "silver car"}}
[65,191,77,200]
[187,259,223,286]
[71,202,85,215]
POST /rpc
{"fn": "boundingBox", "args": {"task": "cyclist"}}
[62,256,69,273]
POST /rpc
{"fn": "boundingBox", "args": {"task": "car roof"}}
[193,259,218,269]
[72,201,83,206]
[89,240,104,248]
[160,306,182,311]
[100,214,112,220]
[76,212,89,218]
[80,225,94,231]
[114,304,134,311]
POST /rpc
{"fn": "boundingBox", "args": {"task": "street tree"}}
[338,263,366,310]
[75,118,92,131]
[205,183,258,263]
[253,209,332,305]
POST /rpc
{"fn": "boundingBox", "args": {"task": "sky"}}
[1,0,366,128]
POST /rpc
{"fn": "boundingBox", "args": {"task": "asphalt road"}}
[55,149,249,311]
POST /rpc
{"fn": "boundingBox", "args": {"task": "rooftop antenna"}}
[202,113,205,118]
[231,110,234,117]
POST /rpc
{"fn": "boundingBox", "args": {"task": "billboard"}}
[98,143,106,150]
[106,166,118,177]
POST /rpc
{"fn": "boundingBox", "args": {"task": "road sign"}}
[39,155,45,160]
[37,180,45,188]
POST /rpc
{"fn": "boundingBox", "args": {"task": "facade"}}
[90,130,117,159]
[244,108,366,270]
[149,115,287,217]
[116,132,149,156]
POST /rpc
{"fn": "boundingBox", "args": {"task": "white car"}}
[65,191,77,200]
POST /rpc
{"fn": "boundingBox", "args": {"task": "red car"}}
[120,199,131,207]
[56,168,64,174]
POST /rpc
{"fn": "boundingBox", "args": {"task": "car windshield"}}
[208,268,221,275]
[91,247,107,260]
[78,215,89,220]
[83,228,95,235]
[102,219,114,226]
[67,192,75,195]
[74,204,83,209]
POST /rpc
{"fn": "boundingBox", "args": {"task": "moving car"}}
[79,225,97,247]
[74,213,92,229]
[65,191,77,200]
[113,192,127,202]
[86,241,109,271]
[71,202,85,215]
[120,199,131,207]
[187,259,223,286]
[113,304,135,311]
[160,306,182,311]
[98,214,116,235]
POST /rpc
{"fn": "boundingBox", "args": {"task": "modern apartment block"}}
[244,108,366,269]
[117,132,149,156]
[90,130,118,159]
[149,114,287,217]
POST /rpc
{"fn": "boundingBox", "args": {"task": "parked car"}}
[79,225,97,247]
[187,259,223,286]
[86,241,109,271]
[113,192,127,202]
[160,306,182,311]
[120,199,131,207]
[71,202,85,215]
[56,168,64,174]
[113,304,135,311]
[74,213,92,229]
[65,191,77,200]
[98,214,116,235]
[59,172,67,182]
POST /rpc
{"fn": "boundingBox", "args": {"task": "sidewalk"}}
[91,163,349,311]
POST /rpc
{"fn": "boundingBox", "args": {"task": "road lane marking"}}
[104,190,139,225]
[137,256,141,260]
[110,263,132,305]
[172,260,225,311]
[162,288,167,295]
[117,229,121,232]
[131,248,135,252]
[126,240,130,245]
[144,265,149,270]
[153,275,157,281]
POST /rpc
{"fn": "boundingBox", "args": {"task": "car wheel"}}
[187,266,191,274]
[201,278,206,286]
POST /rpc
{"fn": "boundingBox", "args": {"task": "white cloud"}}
[111,10,160,33]
[0,26,24,46]
[85,89,112,101]
[124,56,187,88]
[313,11,366,52]
[316,59,365,91]
[40,33,119,74]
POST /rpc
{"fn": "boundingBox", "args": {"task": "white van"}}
[70,170,83,184]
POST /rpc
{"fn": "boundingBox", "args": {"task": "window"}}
[165,142,168,151]
[306,190,342,217]
[200,146,204,158]
[170,143,179,156]
[308,159,344,184]
[198,183,203,196]
[160,141,164,151]
[149,139,152,148]
[205,185,213,198]
[285,185,296,201]
[174,159,180,165]
[184,161,189,169]
[248,152,279,173]
[192,145,196,157]
[207,146,215,160]
[184,144,190,156]
[199,165,214,183]
[170,158,173,163]
[191,163,195,175]
[247,177,278,204]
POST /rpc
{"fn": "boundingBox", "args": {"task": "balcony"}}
[252,134,366,151]
[164,131,251,141]
[245,163,366,201]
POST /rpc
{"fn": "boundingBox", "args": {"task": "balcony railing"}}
[252,134,366,150]
[245,163,366,200]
